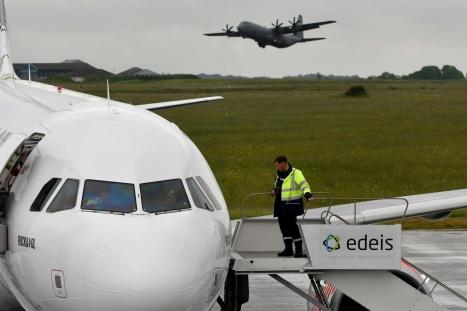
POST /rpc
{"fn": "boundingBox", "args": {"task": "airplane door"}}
[0,130,45,209]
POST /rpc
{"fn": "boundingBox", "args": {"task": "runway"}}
[230,230,467,311]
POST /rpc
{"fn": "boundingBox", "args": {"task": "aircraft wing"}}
[137,96,223,111]
[12,81,223,112]
[301,38,326,43]
[299,20,336,31]
[204,32,241,37]
[282,20,336,34]
[305,189,467,224]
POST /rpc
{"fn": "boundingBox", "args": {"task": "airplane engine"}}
[420,211,452,220]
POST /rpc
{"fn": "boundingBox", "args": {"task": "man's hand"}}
[304,192,313,202]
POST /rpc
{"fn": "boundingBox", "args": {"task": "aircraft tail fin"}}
[0,0,17,80]
[296,15,304,39]
[297,15,303,25]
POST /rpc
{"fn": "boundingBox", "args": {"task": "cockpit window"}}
[195,176,222,211]
[140,179,191,213]
[47,179,79,213]
[30,178,62,212]
[186,178,214,211]
[81,180,137,214]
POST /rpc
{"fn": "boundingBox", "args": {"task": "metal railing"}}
[401,257,467,305]
[239,191,330,219]
[239,191,410,225]
[239,192,271,219]
[303,196,410,226]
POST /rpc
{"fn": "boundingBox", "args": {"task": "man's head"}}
[274,155,289,172]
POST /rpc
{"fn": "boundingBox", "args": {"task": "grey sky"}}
[7,0,467,77]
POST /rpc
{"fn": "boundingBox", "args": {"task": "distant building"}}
[13,60,112,81]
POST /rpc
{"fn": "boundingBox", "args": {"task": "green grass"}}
[58,79,467,227]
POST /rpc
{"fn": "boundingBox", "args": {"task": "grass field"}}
[59,79,467,228]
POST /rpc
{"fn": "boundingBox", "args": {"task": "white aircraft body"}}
[0,1,231,310]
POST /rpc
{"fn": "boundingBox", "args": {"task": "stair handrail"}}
[239,192,272,219]
[401,257,467,304]
[303,196,410,226]
[239,191,330,219]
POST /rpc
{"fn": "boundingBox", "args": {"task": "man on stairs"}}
[272,155,313,258]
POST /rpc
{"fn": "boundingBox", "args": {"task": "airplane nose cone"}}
[84,216,219,311]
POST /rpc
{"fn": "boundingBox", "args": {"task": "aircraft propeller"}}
[288,16,300,34]
[222,24,234,34]
[271,19,283,32]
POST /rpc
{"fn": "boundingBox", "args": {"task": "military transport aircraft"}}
[204,15,336,48]
[0,1,467,311]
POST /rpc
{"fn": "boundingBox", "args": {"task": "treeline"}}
[374,65,465,81]
[109,74,199,82]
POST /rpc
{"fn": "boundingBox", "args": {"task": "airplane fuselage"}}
[0,81,232,311]
[237,21,302,48]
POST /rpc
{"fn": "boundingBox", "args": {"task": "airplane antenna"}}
[0,0,7,31]
[106,79,110,101]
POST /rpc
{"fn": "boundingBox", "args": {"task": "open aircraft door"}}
[0,129,45,206]
[0,128,44,252]
[0,129,43,311]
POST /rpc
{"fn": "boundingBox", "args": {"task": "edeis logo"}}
[322,233,394,253]
[323,234,341,252]
[306,225,401,270]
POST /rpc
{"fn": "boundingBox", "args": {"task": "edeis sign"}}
[302,225,402,270]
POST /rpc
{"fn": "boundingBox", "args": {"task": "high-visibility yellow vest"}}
[279,168,311,202]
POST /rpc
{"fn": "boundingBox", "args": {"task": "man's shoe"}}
[278,239,294,257]
[278,248,294,257]
[294,240,307,258]
[294,250,306,258]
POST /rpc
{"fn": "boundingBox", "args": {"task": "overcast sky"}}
[6,0,467,77]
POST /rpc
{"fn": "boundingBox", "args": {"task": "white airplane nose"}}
[83,216,218,311]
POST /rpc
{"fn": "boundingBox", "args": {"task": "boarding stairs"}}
[220,194,467,311]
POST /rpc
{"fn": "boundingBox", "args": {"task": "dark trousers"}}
[278,215,302,241]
